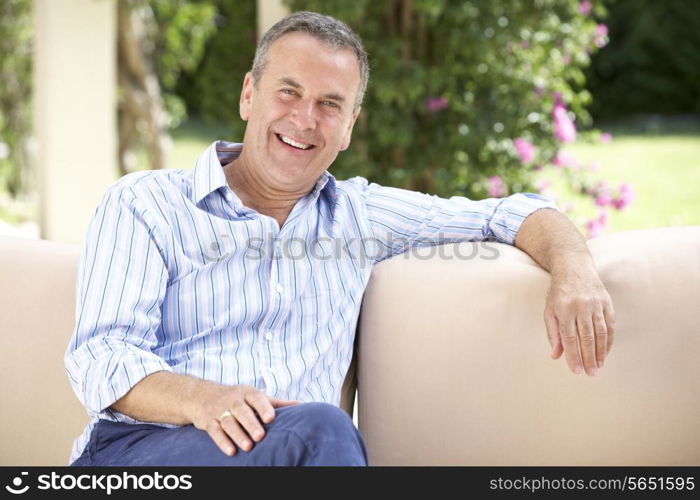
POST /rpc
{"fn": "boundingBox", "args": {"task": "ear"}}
[339,107,361,151]
[239,72,254,121]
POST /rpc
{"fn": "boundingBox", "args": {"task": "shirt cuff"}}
[489,192,559,245]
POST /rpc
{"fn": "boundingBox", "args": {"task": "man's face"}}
[239,32,362,190]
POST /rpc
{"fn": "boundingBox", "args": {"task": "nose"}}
[289,98,317,131]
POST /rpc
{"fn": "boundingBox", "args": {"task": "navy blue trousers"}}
[70,402,368,466]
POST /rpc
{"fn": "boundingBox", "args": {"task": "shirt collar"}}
[192,140,337,210]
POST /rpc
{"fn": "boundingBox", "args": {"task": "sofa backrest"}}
[0,236,88,465]
[0,235,357,465]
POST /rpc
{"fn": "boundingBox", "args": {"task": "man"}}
[66,11,615,466]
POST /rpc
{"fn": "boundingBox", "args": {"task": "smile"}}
[276,133,315,151]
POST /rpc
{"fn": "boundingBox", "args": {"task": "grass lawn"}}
[542,117,700,234]
[144,119,236,172]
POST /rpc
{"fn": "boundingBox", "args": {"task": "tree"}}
[118,0,217,174]
[0,0,32,197]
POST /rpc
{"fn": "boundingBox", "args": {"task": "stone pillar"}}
[257,0,289,40]
[33,0,117,244]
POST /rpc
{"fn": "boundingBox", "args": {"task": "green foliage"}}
[587,0,700,118]
[175,0,256,139]
[0,0,32,197]
[148,0,218,127]
[286,0,606,199]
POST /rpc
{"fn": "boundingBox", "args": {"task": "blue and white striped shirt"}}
[65,140,558,463]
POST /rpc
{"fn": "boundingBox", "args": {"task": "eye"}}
[322,100,340,109]
[281,88,297,96]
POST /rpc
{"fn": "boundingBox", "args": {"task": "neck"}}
[223,150,311,228]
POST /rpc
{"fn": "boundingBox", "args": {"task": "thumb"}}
[544,310,563,360]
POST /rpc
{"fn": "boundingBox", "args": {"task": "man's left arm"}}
[514,207,616,377]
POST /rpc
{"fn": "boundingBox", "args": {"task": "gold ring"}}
[219,410,233,420]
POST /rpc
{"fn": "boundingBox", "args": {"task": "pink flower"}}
[513,138,536,164]
[591,179,613,206]
[425,96,448,113]
[552,103,577,143]
[579,1,593,15]
[600,132,612,143]
[612,182,636,210]
[585,210,609,238]
[563,202,575,213]
[534,178,551,193]
[487,175,507,197]
[595,192,613,207]
[594,24,609,48]
[588,162,601,172]
[552,150,578,169]
[586,179,609,196]
[585,220,603,238]
[534,164,544,171]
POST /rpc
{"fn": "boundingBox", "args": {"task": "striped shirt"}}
[64,140,558,463]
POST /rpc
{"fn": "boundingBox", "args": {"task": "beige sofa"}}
[1,226,699,465]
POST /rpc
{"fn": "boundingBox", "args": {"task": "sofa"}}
[1,225,699,466]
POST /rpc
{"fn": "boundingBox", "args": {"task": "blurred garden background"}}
[1,0,699,241]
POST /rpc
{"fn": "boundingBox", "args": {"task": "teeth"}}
[279,134,311,150]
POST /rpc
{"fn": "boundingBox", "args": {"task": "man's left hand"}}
[543,262,615,376]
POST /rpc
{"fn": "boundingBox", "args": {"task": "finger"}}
[559,315,583,374]
[576,314,598,376]
[220,408,254,452]
[592,311,608,368]
[603,303,615,357]
[269,396,303,407]
[245,391,277,425]
[206,420,237,456]
[229,399,265,445]
[544,309,563,359]
[245,390,277,429]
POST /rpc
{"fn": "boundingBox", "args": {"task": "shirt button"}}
[275,283,284,293]
[264,331,273,341]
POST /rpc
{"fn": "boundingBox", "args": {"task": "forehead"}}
[262,32,361,97]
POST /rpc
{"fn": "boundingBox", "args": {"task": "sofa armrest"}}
[357,226,700,465]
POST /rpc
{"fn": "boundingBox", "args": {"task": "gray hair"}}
[251,11,369,112]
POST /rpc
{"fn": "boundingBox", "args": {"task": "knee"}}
[283,402,366,465]
[287,402,359,442]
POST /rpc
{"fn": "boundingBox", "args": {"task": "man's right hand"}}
[188,382,301,456]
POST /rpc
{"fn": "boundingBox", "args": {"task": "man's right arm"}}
[65,181,299,457]
[111,370,301,456]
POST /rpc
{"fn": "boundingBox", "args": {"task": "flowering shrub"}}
[288,0,634,237]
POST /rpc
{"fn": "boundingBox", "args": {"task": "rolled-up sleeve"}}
[64,181,172,416]
[358,179,559,263]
